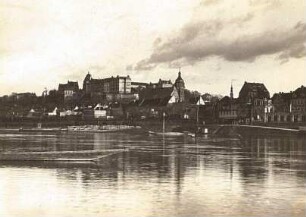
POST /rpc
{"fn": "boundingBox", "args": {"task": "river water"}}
[0,131,305,217]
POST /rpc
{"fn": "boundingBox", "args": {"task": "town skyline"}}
[0,0,305,96]
[0,70,305,99]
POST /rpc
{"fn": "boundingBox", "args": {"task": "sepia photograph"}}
[0,0,305,216]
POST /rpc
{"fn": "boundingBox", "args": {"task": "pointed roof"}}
[190,96,206,105]
[175,71,184,83]
[238,81,270,100]
[138,87,176,107]
[84,72,91,81]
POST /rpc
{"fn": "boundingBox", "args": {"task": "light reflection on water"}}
[0,131,305,217]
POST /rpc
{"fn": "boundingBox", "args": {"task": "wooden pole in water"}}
[196,102,199,125]
[163,112,165,133]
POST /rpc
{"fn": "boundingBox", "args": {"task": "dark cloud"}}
[135,59,156,71]
[135,18,306,70]
[153,37,162,47]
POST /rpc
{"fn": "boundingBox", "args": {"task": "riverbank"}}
[214,124,306,137]
[0,118,203,133]
[0,118,305,136]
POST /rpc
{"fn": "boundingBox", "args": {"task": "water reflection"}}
[0,131,305,216]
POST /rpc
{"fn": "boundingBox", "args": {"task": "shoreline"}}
[1,121,305,137]
[214,124,306,137]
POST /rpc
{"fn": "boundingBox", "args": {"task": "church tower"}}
[83,72,92,93]
[174,70,185,102]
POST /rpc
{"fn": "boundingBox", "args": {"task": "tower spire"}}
[178,67,182,79]
[175,68,185,102]
[230,81,234,99]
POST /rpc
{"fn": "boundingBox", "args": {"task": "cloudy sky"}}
[0,0,305,96]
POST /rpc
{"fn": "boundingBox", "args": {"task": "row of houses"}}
[125,80,306,124]
[11,102,124,120]
[217,83,306,124]
[1,69,306,124]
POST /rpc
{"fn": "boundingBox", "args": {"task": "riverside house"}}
[237,82,271,123]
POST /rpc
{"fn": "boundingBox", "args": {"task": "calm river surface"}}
[0,131,305,217]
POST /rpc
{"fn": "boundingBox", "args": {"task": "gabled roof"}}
[239,82,270,100]
[139,87,174,100]
[189,95,206,105]
[292,85,306,98]
[58,81,79,92]
[138,87,175,107]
